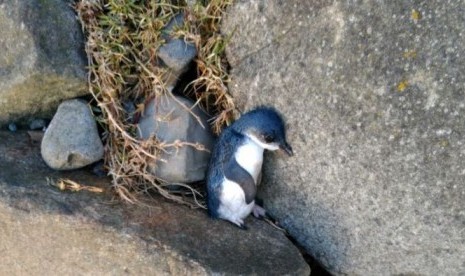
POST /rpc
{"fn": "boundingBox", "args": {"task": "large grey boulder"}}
[138,95,214,183]
[41,99,104,170]
[223,1,465,275]
[0,0,87,126]
[0,131,310,275]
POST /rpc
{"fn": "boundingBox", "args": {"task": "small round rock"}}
[41,99,104,170]
[8,123,17,132]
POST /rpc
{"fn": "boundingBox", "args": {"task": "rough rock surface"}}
[138,95,214,183]
[223,1,465,275]
[0,131,310,275]
[41,99,103,170]
[0,0,87,126]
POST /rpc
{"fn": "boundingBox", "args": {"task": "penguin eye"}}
[263,134,275,143]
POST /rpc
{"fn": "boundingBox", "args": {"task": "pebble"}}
[8,123,17,132]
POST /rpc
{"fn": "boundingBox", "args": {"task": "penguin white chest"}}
[234,138,264,183]
[218,178,255,223]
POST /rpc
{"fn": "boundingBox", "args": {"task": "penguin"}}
[206,107,293,229]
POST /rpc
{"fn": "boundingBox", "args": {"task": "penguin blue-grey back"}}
[206,107,293,229]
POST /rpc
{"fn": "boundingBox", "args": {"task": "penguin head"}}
[233,107,294,156]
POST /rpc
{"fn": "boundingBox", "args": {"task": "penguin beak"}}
[280,142,294,156]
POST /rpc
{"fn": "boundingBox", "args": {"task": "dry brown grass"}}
[75,0,236,208]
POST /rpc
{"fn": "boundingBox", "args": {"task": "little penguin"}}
[206,107,293,229]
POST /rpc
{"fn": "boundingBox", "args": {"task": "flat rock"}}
[137,95,214,183]
[41,99,103,170]
[223,1,465,275]
[0,0,87,126]
[0,131,310,275]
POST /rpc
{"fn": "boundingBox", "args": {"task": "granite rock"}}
[0,131,310,275]
[0,0,87,126]
[223,1,465,275]
[137,95,214,183]
[41,99,103,170]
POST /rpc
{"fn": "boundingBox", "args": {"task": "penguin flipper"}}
[223,158,256,204]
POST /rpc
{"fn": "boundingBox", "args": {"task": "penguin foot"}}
[252,204,267,219]
[228,218,248,230]
[238,223,248,230]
